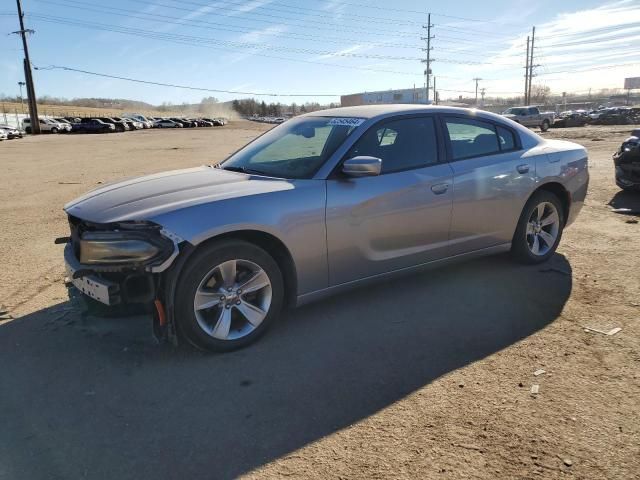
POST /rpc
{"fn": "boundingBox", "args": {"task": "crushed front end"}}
[614,135,640,191]
[59,215,183,342]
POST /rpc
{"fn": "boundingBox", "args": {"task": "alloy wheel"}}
[526,202,560,256]
[193,259,272,340]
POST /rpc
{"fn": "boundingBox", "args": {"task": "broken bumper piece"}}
[65,243,121,305]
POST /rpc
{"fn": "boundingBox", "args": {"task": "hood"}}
[502,114,517,119]
[64,166,293,224]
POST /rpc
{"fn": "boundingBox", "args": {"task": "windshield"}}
[505,108,527,115]
[221,116,363,179]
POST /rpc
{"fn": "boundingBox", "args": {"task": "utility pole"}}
[421,13,434,104]
[524,36,530,104]
[14,0,40,133]
[433,76,437,105]
[527,26,536,106]
[473,77,482,106]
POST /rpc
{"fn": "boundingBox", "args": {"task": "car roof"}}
[302,104,519,124]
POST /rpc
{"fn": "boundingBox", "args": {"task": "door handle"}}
[517,164,530,174]
[431,183,449,195]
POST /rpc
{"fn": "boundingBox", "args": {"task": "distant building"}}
[341,87,432,107]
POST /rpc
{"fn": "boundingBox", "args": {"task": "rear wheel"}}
[511,191,564,264]
[175,240,284,352]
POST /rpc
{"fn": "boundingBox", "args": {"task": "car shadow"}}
[608,189,640,211]
[0,253,572,480]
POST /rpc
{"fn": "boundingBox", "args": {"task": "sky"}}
[0,0,638,105]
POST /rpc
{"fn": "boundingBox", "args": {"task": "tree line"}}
[231,99,338,117]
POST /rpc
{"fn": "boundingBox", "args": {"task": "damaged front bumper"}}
[60,217,183,307]
[64,243,122,305]
[614,136,640,190]
[615,165,640,190]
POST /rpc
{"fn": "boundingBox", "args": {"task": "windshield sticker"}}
[328,117,366,127]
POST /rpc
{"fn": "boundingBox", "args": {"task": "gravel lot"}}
[0,122,639,479]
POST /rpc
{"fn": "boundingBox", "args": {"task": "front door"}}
[326,116,454,286]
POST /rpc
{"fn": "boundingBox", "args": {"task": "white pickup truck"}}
[502,106,555,132]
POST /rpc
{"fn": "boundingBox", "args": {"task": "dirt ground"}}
[0,121,638,480]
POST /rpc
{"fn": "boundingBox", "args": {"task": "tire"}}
[540,120,550,132]
[175,239,284,352]
[511,190,565,264]
[51,127,59,134]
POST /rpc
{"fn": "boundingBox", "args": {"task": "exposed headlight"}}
[79,231,172,265]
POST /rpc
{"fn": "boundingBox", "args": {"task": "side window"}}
[346,117,438,174]
[496,126,516,152]
[445,118,500,160]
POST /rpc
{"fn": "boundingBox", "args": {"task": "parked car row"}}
[16,115,228,135]
[550,107,640,128]
[151,117,227,128]
[248,116,287,124]
[589,107,640,125]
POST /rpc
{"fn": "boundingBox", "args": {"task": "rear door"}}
[326,115,454,286]
[442,116,536,255]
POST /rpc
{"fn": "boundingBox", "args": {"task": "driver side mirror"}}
[342,156,382,177]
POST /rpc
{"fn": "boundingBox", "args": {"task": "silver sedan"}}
[61,105,589,351]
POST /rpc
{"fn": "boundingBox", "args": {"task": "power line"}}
[168,0,426,27]
[27,13,512,66]
[537,33,640,49]
[25,14,421,61]
[433,24,522,39]
[35,65,341,97]
[26,15,425,77]
[124,0,419,38]
[538,62,640,76]
[538,22,640,39]
[170,0,506,24]
[31,0,423,49]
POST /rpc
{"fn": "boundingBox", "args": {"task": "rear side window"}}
[445,118,500,160]
[347,117,438,174]
[497,126,516,151]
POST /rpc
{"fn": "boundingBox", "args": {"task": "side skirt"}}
[294,243,511,307]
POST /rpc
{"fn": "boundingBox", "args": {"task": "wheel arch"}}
[166,229,298,308]
[530,181,570,223]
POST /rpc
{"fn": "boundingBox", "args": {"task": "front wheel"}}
[50,127,59,134]
[511,191,564,264]
[175,240,284,352]
[540,120,550,132]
